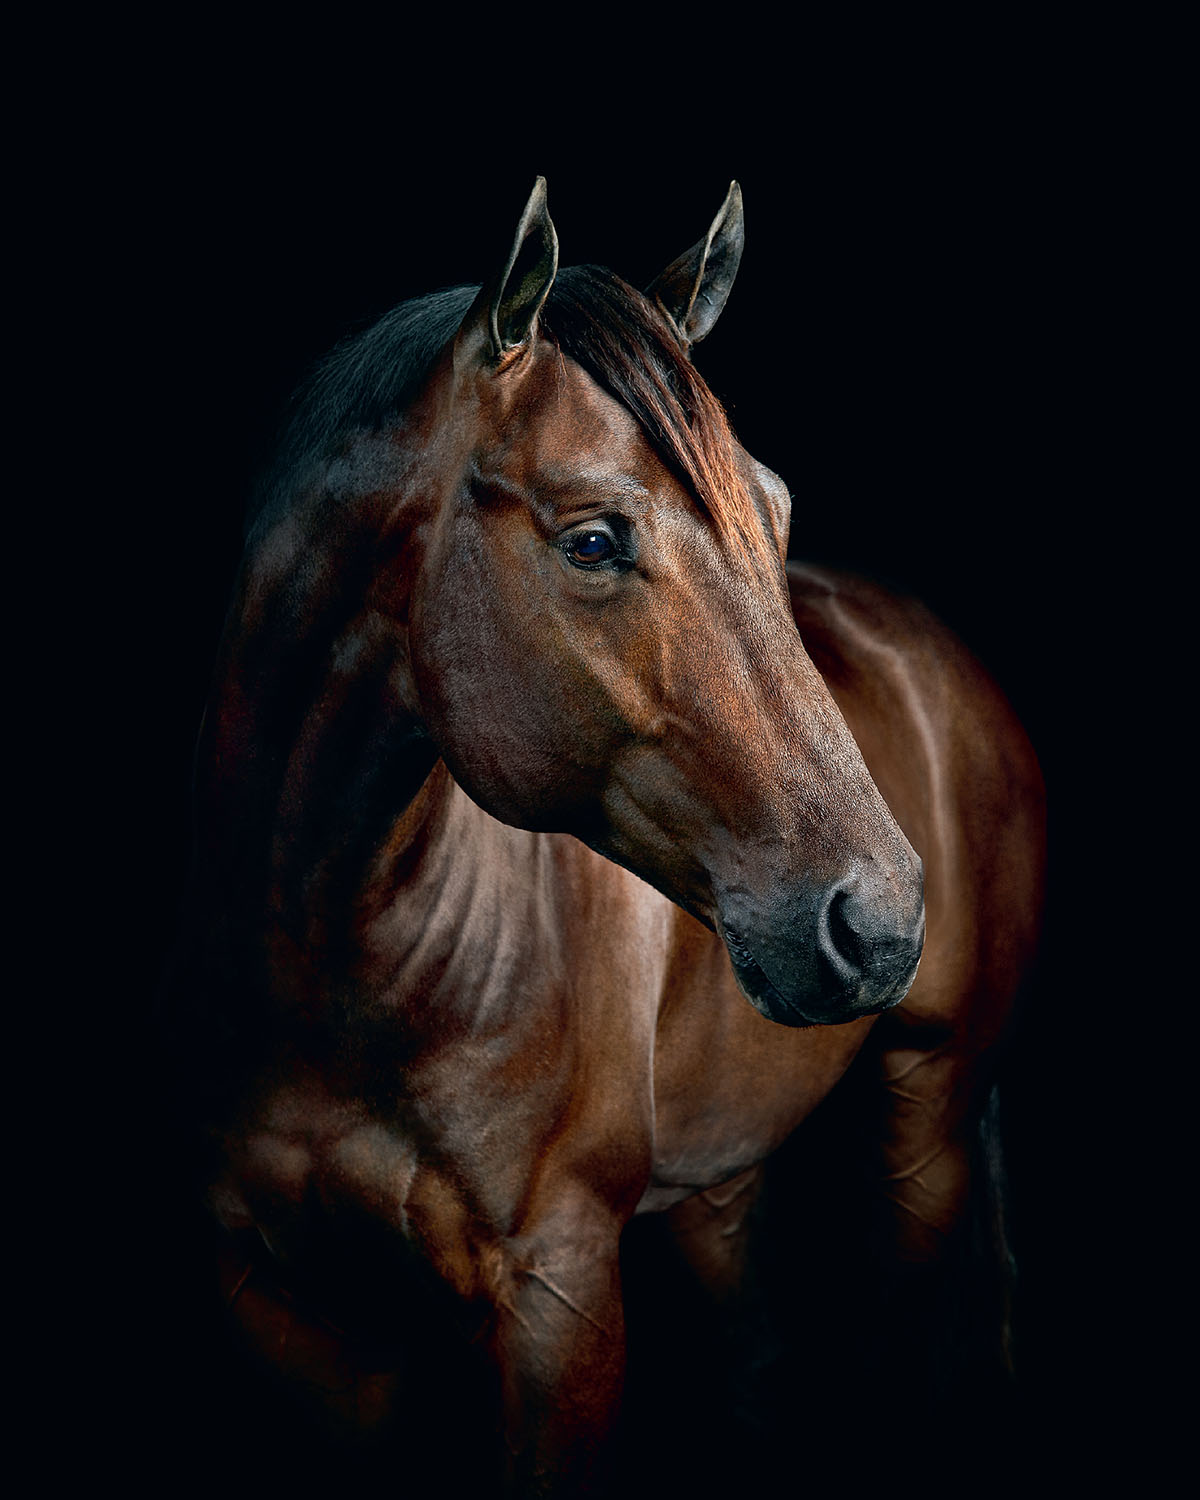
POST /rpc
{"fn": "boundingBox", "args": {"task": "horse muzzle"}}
[718,864,926,1028]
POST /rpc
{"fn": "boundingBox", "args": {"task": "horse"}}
[164,178,1045,1496]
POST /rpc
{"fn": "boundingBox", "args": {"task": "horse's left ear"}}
[646,181,744,349]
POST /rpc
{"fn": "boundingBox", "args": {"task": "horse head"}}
[303,179,926,1027]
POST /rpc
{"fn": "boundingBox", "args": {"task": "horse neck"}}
[191,483,546,1026]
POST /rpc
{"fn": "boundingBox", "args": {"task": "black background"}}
[52,38,1163,1491]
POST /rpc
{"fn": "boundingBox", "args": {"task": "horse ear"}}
[475,176,559,360]
[646,181,744,349]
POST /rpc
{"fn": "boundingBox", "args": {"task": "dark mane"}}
[251,267,756,546]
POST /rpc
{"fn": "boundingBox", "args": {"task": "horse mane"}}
[250,267,756,548]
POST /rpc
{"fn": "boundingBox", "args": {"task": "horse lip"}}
[720,921,913,1028]
[720,923,818,1028]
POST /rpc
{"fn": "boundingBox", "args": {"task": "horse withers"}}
[166,179,1044,1494]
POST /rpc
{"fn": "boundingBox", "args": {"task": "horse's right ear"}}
[456,177,559,370]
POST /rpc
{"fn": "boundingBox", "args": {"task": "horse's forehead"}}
[476,349,652,479]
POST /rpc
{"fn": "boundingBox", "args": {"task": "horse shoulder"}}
[785,561,1045,1046]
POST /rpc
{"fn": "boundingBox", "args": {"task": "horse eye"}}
[565,531,617,567]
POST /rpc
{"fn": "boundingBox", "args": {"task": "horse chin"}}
[735,970,821,1030]
[721,924,915,1029]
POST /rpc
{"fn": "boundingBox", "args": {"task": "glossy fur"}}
[167,181,1044,1495]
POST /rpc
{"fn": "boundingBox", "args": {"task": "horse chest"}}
[645,1003,875,1208]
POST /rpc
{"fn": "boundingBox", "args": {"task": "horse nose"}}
[819,871,926,998]
[718,857,925,1028]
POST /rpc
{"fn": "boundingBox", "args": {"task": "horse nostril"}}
[818,872,925,998]
[825,885,870,974]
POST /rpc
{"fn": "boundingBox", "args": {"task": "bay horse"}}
[166,179,1044,1495]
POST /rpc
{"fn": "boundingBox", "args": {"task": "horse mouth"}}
[720,921,917,1028]
[720,925,818,1029]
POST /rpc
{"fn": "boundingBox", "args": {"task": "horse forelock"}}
[539,267,762,557]
[255,266,762,556]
